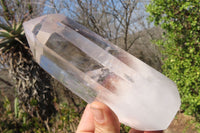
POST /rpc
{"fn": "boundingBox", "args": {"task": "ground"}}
[165,113,199,133]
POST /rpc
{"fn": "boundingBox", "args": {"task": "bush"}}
[147,0,200,120]
[0,92,131,132]
[0,93,83,133]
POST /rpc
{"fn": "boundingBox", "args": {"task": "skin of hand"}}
[76,101,163,133]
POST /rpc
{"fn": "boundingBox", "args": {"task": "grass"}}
[0,90,133,133]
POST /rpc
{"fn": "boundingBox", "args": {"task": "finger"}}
[76,104,95,133]
[90,101,120,133]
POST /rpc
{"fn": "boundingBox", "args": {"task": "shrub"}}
[147,0,200,120]
[0,92,84,133]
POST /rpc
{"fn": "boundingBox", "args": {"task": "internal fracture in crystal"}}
[23,14,181,131]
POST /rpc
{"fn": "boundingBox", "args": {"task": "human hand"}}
[76,101,163,133]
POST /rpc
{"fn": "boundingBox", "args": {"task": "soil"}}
[165,113,199,133]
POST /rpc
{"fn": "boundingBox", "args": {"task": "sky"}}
[42,0,153,32]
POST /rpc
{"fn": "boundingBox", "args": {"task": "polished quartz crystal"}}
[23,14,181,131]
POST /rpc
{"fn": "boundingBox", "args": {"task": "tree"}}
[0,0,57,121]
[0,1,87,131]
[44,0,163,70]
[46,0,151,51]
[147,0,200,120]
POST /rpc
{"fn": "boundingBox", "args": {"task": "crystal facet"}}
[23,14,181,131]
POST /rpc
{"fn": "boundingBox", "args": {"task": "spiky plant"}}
[0,0,56,121]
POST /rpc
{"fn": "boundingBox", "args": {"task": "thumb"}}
[90,101,120,133]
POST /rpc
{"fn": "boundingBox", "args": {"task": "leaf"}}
[0,23,13,32]
[0,31,13,38]
[0,39,10,48]
[14,97,19,118]
[15,22,23,34]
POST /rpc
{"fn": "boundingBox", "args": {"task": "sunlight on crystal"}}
[23,14,181,131]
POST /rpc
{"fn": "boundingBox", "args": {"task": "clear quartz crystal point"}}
[23,14,181,131]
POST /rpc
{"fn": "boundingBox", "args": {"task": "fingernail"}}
[90,107,105,124]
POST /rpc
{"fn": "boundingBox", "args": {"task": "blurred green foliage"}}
[147,0,200,120]
[0,92,130,132]
[0,94,82,132]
